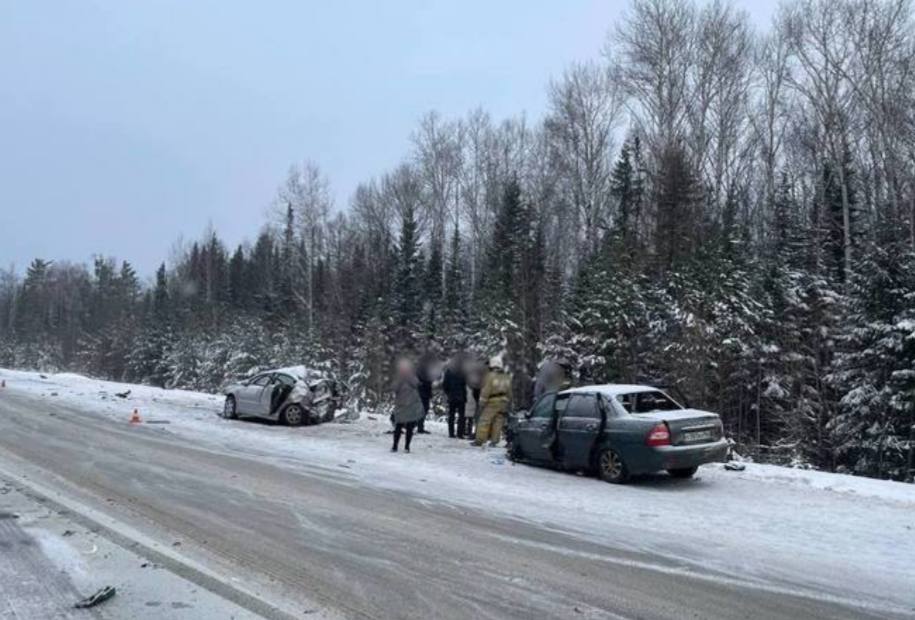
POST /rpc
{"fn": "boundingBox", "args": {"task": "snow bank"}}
[1,368,913,613]
[711,460,915,504]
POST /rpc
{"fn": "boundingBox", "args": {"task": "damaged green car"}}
[507,385,728,483]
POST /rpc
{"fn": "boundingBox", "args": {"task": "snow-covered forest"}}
[2,0,915,481]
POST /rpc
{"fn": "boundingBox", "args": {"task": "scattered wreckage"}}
[222,366,348,426]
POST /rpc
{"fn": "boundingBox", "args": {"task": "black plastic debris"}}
[724,462,746,472]
[74,585,116,609]
[115,390,131,399]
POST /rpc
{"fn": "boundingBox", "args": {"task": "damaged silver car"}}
[221,367,347,426]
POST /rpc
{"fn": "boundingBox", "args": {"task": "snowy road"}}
[0,370,912,619]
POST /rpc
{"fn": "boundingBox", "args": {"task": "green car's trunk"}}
[634,409,723,446]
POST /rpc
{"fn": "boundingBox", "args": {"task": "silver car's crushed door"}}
[239,374,271,414]
[254,375,276,415]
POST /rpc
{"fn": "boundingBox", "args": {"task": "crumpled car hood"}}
[287,382,313,405]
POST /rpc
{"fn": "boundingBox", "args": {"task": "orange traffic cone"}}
[129,408,141,424]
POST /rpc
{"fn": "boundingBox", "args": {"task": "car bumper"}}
[631,439,728,474]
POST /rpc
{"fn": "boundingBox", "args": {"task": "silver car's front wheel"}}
[223,396,238,419]
[597,448,628,484]
[282,404,304,427]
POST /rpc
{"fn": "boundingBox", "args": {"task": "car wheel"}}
[223,396,238,419]
[597,448,629,484]
[281,404,304,427]
[668,466,698,479]
[507,440,523,463]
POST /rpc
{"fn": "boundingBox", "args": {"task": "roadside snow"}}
[1,368,913,614]
[715,459,915,504]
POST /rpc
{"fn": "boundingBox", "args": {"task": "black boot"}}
[404,423,415,452]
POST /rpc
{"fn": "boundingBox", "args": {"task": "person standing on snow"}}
[392,358,424,452]
[415,351,436,434]
[463,384,477,440]
[441,354,468,438]
[463,358,484,439]
[474,356,513,447]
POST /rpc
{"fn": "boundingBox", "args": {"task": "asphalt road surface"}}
[0,390,904,620]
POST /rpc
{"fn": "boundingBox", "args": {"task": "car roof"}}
[266,366,330,381]
[270,366,306,380]
[243,369,298,382]
[559,384,663,397]
[244,366,330,383]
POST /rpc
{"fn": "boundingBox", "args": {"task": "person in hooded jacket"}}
[392,358,424,452]
[474,356,513,447]
[441,354,468,438]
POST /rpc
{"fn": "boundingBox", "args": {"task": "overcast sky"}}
[0,1,777,277]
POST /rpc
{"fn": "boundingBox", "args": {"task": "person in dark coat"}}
[415,352,436,434]
[392,359,424,452]
[532,358,572,402]
[441,354,468,438]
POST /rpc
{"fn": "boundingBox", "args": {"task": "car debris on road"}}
[74,585,117,609]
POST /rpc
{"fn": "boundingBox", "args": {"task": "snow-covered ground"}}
[1,368,913,614]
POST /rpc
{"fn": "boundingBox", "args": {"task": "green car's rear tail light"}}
[646,422,671,447]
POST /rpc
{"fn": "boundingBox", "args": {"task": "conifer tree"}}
[653,143,700,274]
[423,235,443,337]
[443,225,463,329]
[395,204,421,346]
[829,243,915,479]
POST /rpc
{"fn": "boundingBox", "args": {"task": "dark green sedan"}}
[507,385,728,483]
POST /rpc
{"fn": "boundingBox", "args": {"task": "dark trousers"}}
[447,400,466,438]
[417,393,431,432]
[393,422,416,451]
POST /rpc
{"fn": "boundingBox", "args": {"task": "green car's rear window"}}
[617,390,682,413]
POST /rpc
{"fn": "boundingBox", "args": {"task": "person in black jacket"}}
[415,352,436,434]
[441,354,467,438]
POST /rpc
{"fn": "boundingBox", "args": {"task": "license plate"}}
[683,430,714,443]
